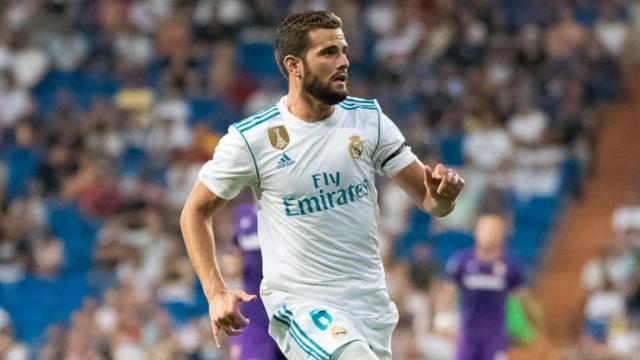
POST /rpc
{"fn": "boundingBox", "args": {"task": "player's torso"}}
[460,257,511,294]
[236,99,387,302]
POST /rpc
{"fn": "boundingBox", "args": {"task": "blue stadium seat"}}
[162,302,194,326]
[440,133,465,166]
[237,41,280,78]
[393,209,432,260]
[431,230,474,265]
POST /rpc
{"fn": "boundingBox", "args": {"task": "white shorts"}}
[267,300,398,360]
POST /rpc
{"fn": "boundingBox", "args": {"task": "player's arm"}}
[392,159,465,217]
[180,181,256,346]
[181,127,258,346]
[372,106,464,216]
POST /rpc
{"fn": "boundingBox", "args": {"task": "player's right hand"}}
[207,288,257,347]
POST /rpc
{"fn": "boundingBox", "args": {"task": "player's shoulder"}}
[445,247,473,273]
[455,247,474,258]
[338,96,379,112]
[230,105,283,139]
[452,248,475,265]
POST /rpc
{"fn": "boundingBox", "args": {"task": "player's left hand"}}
[424,164,465,203]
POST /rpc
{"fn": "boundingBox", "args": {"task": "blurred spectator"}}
[31,235,64,278]
[0,307,29,360]
[114,23,153,71]
[581,274,628,356]
[0,71,32,130]
[4,123,39,203]
[463,109,513,191]
[612,191,640,236]
[594,3,629,58]
[419,282,459,359]
[46,24,89,71]
[408,244,438,293]
[7,30,48,89]
[545,4,587,62]
[507,96,550,147]
[582,244,636,293]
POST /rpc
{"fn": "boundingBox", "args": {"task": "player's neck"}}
[286,90,334,123]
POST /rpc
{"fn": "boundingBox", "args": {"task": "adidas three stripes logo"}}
[276,153,295,169]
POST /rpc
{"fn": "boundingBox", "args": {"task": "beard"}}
[302,66,348,105]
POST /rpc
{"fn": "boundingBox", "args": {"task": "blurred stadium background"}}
[0,0,639,359]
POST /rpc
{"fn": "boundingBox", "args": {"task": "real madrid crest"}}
[331,325,348,339]
[268,126,290,150]
[348,135,363,160]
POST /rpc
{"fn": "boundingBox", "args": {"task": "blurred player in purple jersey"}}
[446,214,525,360]
[230,202,285,360]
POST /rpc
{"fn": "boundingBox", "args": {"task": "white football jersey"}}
[199,96,416,317]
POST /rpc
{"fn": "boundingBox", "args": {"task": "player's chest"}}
[461,261,509,291]
[256,125,375,195]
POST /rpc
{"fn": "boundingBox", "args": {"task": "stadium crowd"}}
[0,0,632,359]
[575,189,640,358]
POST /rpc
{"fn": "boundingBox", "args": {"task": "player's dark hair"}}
[275,11,342,78]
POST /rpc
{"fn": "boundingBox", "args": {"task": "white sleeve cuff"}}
[382,146,417,177]
[198,160,242,200]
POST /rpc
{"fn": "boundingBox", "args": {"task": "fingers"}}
[424,164,433,184]
[432,164,446,178]
[220,323,242,336]
[212,322,220,348]
[424,164,442,194]
[436,168,454,195]
[236,290,257,302]
[213,314,244,340]
[228,310,250,329]
[427,164,465,197]
[210,290,255,344]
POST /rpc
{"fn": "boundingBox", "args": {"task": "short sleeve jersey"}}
[446,248,525,341]
[199,96,416,315]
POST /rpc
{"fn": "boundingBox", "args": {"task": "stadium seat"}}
[431,230,475,266]
[237,41,280,78]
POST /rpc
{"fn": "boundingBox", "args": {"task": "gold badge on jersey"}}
[268,126,290,150]
[331,325,348,339]
[348,135,363,160]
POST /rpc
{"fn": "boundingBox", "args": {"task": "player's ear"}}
[284,55,302,79]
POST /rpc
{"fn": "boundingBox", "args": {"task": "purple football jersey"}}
[234,203,262,297]
[446,248,524,345]
[232,203,284,360]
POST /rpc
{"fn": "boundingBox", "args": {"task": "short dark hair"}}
[275,11,342,78]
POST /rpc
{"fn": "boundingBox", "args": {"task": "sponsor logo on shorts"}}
[331,325,348,339]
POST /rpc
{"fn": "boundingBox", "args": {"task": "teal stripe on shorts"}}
[275,311,328,360]
[282,306,331,358]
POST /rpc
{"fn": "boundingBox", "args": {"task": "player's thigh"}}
[268,303,367,360]
[359,304,398,360]
[332,340,378,360]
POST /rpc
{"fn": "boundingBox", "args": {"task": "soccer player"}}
[446,214,525,360]
[230,202,285,360]
[180,11,465,360]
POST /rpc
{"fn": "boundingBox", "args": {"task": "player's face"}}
[301,28,349,105]
[474,215,506,261]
